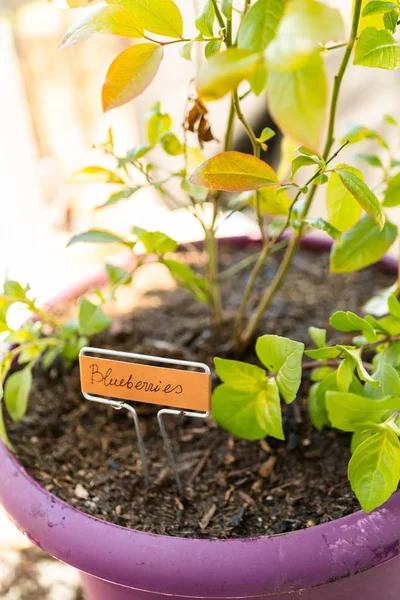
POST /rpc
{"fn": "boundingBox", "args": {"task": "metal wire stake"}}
[157,408,210,497]
[84,394,150,487]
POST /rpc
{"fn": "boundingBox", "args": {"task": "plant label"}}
[79,353,211,412]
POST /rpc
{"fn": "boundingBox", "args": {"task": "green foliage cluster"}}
[3,0,400,513]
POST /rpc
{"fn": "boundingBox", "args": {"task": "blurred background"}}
[1,0,400,597]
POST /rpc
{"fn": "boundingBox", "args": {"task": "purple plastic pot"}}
[1,235,400,600]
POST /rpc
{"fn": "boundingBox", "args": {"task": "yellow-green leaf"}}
[60,5,144,49]
[266,0,345,71]
[106,0,183,38]
[267,52,327,152]
[238,0,284,53]
[70,166,125,184]
[358,0,385,31]
[257,185,291,216]
[102,43,163,111]
[189,151,279,192]
[354,27,400,70]
[326,167,363,232]
[335,168,385,230]
[196,48,263,101]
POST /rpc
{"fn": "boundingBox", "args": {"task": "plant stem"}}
[233,91,259,155]
[224,96,236,151]
[238,0,363,348]
[322,0,362,159]
[205,223,224,325]
[211,0,226,30]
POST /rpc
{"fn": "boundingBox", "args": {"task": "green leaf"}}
[336,357,355,392]
[3,281,29,302]
[212,385,268,440]
[214,357,266,392]
[305,346,342,360]
[363,283,398,317]
[256,335,304,403]
[384,9,398,32]
[106,264,132,287]
[133,227,177,254]
[146,103,172,145]
[259,127,276,143]
[303,218,342,244]
[78,298,112,336]
[106,0,183,38]
[291,155,319,179]
[161,259,210,302]
[195,0,215,37]
[197,48,263,101]
[96,187,140,210]
[0,392,13,450]
[349,431,400,512]
[205,39,222,58]
[180,41,193,61]
[383,173,400,207]
[362,1,398,16]
[326,168,363,233]
[255,378,285,440]
[330,215,397,274]
[60,4,144,49]
[266,0,345,71]
[335,168,385,230]
[5,368,32,423]
[354,27,400,70]
[267,52,327,152]
[118,145,152,166]
[387,297,400,323]
[67,229,133,249]
[311,366,334,382]
[160,132,183,155]
[308,326,327,348]
[351,429,376,453]
[102,43,163,112]
[189,151,279,192]
[355,153,384,168]
[326,391,400,432]
[308,382,329,431]
[329,311,376,339]
[341,347,379,386]
[221,0,233,19]
[70,166,125,184]
[238,0,284,53]
[342,123,388,148]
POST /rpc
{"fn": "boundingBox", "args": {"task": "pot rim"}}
[1,233,399,597]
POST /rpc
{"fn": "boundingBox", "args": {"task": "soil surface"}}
[7,244,394,539]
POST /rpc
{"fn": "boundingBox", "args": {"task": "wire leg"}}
[122,403,150,487]
[157,409,184,496]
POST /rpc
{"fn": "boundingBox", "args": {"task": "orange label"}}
[79,355,211,412]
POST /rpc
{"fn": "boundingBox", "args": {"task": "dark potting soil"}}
[7,244,394,539]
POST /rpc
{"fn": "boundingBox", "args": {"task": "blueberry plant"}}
[2,0,400,513]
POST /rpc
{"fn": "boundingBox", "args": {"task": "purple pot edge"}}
[1,233,399,598]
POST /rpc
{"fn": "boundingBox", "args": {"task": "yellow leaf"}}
[102,43,163,112]
[189,151,279,192]
[267,52,327,152]
[106,0,183,38]
[60,5,144,49]
[257,186,291,216]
